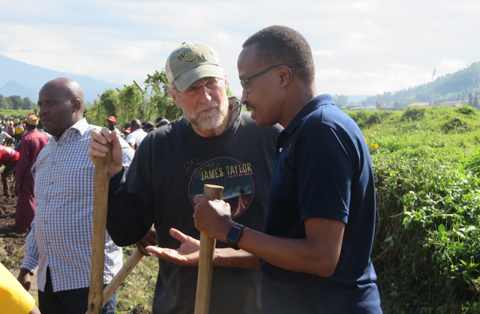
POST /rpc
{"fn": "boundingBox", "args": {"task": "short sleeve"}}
[295,123,353,223]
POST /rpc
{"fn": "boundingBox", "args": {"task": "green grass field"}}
[0,109,37,118]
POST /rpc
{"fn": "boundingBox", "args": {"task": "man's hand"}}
[146,228,201,266]
[88,128,124,178]
[136,226,157,256]
[14,180,21,195]
[17,268,31,291]
[193,194,235,242]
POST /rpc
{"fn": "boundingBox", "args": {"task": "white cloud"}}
[0,0,479,97]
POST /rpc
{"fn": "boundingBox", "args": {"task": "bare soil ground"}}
[0,193,38,301]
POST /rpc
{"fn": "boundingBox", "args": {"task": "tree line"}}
[85,70,183,127]
[85,70,232,128]
[0,94,36,110]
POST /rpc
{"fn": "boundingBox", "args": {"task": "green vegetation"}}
[0,109,36,118]
[85,70,183,128]
[87,70,234,128]
[116,247,156,314]
[347,106,480,313]
[0,94,36,110]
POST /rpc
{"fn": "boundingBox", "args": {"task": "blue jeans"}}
[38,267,117,314]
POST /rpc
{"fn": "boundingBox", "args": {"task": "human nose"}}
[240,89,249,106]
[38,105,47,117]
[197,86,212,104]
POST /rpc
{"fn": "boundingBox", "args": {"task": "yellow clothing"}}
[15,125,24,134]
[0,263,35,314]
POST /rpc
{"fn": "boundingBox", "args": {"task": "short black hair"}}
[131,119,141,128]
[243,25,315,83]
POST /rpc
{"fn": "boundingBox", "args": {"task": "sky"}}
[1,0,480,98]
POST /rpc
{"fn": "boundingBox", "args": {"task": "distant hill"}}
[0,54,123,102]
[0,80,37,100]
[363,62,480,107]
[348,95,370,102]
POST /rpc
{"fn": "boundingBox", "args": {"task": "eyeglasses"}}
[174,78,223,97]
[240,64,294,95]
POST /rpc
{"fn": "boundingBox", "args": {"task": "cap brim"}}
[174,65,224,93]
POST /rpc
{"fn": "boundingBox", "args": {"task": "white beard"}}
[183,93,229,130]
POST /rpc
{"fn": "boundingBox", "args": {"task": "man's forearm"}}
[214,248,260,269]
[229,218,344,278]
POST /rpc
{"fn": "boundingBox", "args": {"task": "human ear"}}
[278,66,293,87]
[72,99,81,112]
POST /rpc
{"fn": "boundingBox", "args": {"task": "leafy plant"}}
[352,106,480,313]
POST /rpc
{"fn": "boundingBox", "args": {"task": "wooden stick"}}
[87,142,112,314]
[194,184,224,314]
[102,249,144,307]
[85,249,144,314]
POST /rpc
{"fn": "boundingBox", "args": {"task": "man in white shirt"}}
[17,77,134,314]
[126,119,147,149]
[0,127,13,145]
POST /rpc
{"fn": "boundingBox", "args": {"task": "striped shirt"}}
[21,118,135,292]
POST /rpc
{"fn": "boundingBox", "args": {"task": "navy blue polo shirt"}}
[261,94,382,313]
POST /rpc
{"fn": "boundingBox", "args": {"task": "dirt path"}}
[0,194,39,301]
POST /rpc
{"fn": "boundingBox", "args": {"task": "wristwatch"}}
[226,224,246,250]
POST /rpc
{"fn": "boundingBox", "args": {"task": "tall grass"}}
[348,106,480,313]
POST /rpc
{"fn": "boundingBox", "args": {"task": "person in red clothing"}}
[14,113,49,230]
[0,144,20,197]
[7,122,14,137]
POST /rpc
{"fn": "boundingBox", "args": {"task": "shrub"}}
[441,117,471,134]
[456,106,477,116]
[401,107,426,122]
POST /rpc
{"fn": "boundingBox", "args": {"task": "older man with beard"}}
[88,41,282,314]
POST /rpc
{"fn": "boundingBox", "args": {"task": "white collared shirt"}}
[126,128,147,149]
[21,118,135,292]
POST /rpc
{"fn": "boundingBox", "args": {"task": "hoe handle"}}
[194,184,224,314]
[87,143,111,314]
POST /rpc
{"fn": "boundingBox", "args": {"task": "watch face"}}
[227,225,245,250]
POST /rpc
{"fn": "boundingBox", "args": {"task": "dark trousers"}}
[15,133,22,146]
[1,160,17,196]
[38,267,117,314]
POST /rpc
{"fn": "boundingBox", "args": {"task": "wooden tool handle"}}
[87,142,112,314]
[85,249,144,314]
[102,249,143,307]
[194,184,224,314]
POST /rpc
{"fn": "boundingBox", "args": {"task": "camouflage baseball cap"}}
[165,42,224,93]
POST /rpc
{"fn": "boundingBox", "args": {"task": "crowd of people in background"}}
[0,112,170,233]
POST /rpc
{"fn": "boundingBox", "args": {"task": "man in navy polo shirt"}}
[185,26,382,313]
